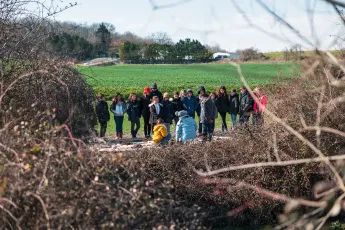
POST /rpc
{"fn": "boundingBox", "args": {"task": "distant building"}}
[212,52,240,59]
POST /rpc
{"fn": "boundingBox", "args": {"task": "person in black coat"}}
[229,89,240,128]
[149,96,164,133]
[96,93,110,137]
[215,86,230,133]
[239,87,253,124]
[172,91,184,125]
[162,92,174,133]
[127,93,141,138]
[149,82,163,102]
[140,87,151,138]
[199,94,217,141]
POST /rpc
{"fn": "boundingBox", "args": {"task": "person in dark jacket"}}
[162,92,174,133]
[86,95,98,136]
[209,92,218,138]
[149,82,163,102]
[127,93,141,138]
[140,87,151,139]
[215,86,230,133]
[197,86,208,136]
[229,89,240,129]
[96,93,110,137]
[239,87,253,124]
[172,91,184,125]
[149,96,164,133]
[182,89,198,119]
[199,94,217,141]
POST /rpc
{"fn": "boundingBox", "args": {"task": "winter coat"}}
[96,100,110,123]
[172,98,184,115]
[127,100,141,122]
[199,98,217,124]
[150,90,163,102]
[110,101,127,116]
[196,94,208,117]
[152,124,168,144]
[211,99,218,119]
[162,100,174,124]
[183,96,198,117]
[149,103,164,124]
[140,95,151,118]
[176,115,197,142]
[253,95,268,113]
[229,94,240,115]
[215,95,229,113]
[239,91,253,116]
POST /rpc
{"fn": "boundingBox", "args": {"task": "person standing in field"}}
[152,118,171,145]
[162,92,174,133]
[149,96,163,133]
[229,89,240,129]
[197,86,208,136]
[172,91,184,126]
[183,89,198,119]
[199,93,217,142]
[140,87,152,139]
[252,87,268,126]
[110,93,127,139]
[127,93,141,138]
[215,86,230,134]
[209,92,218,137]
[96,93,110,138]
[150,82,163,102]
[175,110,197,143]
[239,87,253,125]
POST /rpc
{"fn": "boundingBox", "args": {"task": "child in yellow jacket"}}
[152,119,171,145]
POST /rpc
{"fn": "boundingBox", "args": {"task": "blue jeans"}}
[230,113,237,128]
[114,116,124,134]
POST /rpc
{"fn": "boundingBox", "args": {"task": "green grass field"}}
[78,63,299,100]
[78,63,300,135]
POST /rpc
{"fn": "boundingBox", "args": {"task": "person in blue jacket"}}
[182,89,198,119]
[175,110,197,143]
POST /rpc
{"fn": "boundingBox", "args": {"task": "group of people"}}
[91,82,268,144]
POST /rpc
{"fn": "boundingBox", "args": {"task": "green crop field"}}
[77,62,299,100]
[77,62,300,135]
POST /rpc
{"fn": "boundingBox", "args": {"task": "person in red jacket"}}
[252,87,268,126]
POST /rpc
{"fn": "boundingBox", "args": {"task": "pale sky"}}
[54,0,344,52]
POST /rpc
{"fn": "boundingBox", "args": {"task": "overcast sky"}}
[54,0,343,52]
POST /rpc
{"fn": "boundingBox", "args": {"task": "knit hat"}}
[151,82,158,89]
[175,110,188,117]
[163,92,169,98]
[187,89,193,94]
[198,86,206,94]
[144,87,150,93]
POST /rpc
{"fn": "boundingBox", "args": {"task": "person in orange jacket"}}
[152,118,171,145]
[252,87,268,126]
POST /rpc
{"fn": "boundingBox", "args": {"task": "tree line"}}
[47,21,226,62]
[119,38,213,64]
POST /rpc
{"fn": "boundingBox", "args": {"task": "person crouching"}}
[152,118,171,145]
[175,110,197,143]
